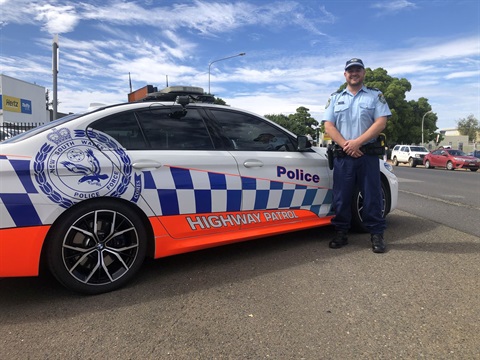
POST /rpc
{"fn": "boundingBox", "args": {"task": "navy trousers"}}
[331,154,386,234]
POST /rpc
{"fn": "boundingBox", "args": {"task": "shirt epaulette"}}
[367,86,381,92]
[331,90,342,96]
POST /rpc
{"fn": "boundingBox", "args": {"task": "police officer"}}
[323,58,391,253]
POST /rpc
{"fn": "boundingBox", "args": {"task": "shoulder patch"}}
[378,92,387,104]
[325,97,331,109]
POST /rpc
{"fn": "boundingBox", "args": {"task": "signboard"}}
[1,95,32,114]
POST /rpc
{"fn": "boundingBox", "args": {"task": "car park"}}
[390,144,429,167]
[424,148,480,171]
[0,86,398,294]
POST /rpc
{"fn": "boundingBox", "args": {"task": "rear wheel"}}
[393,157,399,166]
[446,161,454,170]
[46,200,147,294]
[351,180,390,233]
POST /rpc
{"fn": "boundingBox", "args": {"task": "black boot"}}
[329,231,348,249]
[371,233,386,253]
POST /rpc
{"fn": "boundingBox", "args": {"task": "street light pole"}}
[422,110,433,146]
[208,52,246,94]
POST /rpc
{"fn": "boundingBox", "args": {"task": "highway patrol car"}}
[0,87,398,294]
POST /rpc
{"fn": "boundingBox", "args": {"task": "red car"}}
[424,148,480,171]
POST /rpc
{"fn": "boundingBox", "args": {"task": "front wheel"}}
[46,200,147,294]
[408,158,417,167]
[446,161,454,170]
[470,169,478,172]
[351,181,390,233]
[425,160,434,169]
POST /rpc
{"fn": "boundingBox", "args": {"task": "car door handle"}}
[243,159,264,168]
[132,161,162,169]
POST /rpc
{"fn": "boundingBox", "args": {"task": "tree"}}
[457,114,479,142]
[265,106,319,136]
[214,97,227,105]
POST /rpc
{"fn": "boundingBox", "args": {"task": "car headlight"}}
[383,161,394,173]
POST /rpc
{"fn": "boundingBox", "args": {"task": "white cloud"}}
[32,3,80,34]
[371,0,416,13]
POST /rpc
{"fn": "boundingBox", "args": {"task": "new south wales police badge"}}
[34,128,141,208]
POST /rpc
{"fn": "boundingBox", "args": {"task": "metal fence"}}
[1,122,41,141]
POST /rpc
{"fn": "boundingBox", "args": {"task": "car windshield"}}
[411,146,428,152]
[0,113,85,144]
[448,150,466,156]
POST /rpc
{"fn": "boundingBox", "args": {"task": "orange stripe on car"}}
[153,209,333,258]
[0,226,49,277]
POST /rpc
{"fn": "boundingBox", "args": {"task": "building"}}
[0,74,49,125]
[432,128,477,152]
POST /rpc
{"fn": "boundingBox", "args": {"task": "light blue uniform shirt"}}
[323,85,391,144]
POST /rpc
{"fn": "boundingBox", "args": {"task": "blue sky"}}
[1,0,479,130]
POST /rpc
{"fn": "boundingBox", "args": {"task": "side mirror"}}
[297,135,311,151]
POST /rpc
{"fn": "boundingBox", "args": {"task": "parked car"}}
[390,144,429,167]
[424,148,480,171]
[0,87,398,294]
[467,150,480,159]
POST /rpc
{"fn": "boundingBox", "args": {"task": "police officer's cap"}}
[345,58,364,70]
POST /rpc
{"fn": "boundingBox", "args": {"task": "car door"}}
[429,149,443,166]
[88,106,243,239]
[399,146,409,162]
[207,108,333,232]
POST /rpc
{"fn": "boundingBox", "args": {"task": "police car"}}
[0,86,398,294]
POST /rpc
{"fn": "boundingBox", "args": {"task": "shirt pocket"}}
[333,103,350,113]
[359,102,375,118]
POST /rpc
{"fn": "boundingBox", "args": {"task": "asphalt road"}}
[393,164,480,237]
[1,167,479,359]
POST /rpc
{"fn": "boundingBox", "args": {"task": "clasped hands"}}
[342,140,363,158]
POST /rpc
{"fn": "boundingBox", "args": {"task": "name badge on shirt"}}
[337,101,344,105]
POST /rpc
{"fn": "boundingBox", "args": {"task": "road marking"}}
[399,189,480,211]
[396,178,423,183]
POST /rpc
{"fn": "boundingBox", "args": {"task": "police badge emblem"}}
[325,98,331,109]
[34,128,141,208]
[378,93,387,104]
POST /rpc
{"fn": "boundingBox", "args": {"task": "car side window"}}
[89,111,148,150]
[208,109,295,151]
[89,108,214,150]
[136,108,214,150]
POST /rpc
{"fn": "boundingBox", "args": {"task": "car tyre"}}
[470,169,478,172]
[392,157,399,166]
[46,199,147,294]
[408,158,416,167]
[350,181,390,233]
[425,160,433,169]
[446,161,454,170]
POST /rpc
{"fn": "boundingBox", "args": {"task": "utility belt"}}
[327,134,386,170]
[332,142,385,157]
